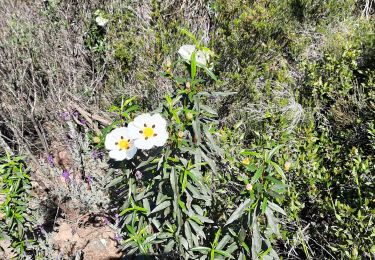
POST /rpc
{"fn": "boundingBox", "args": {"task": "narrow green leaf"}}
[265,207,279,235]
[214,249,234,258]
[261,197,268,214]
[268,201,287,216]
[270,161,286,180]
[191,246,211,254]
[216,234,231,250]
[251,212,261,260]
[191,51,197,80]
[201,104,218,116]
[251,166,264,184]
[225,198,251,226]
[267,145,283,161]
[188,219,206,239]
[149,201,171,215]
[184,221,193,248]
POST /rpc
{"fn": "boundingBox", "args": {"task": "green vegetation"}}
[0,0,374,259]
[0,154,34,257]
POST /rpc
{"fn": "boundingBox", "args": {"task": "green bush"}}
[0,154,34,257]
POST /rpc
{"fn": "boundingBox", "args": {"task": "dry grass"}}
[0,0,107,158]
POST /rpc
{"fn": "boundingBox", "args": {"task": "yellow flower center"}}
[143,127,154,138]
[118,139,130,150]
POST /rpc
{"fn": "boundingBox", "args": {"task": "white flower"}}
[128,113,169,150]
[95,16,108,27]
[105,127,137,160]
[178,45,210,66]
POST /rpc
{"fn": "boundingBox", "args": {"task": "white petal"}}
[105,127,129,150]
[150,113,167,130]
[196,50,208,66]
[152,131,169,147]
[96,16,108,27]
[178,45,196,61]
[125,145,137,159]
[133,113,152,128]
[128,122,143,140]
[109,150,129,161]
[134,138,154,150]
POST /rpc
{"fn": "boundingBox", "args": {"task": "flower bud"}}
[178,131,184,138]
[93,136,101,144]
[242,158,250,166]
[284,161,291,171]
[246,183,253,191]
[165,59,172,68]
[186,112,193,120]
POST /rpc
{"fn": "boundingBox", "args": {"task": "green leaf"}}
[251,166,264,184]
[203,67,217,81]
[238,252,246,260]
[165,95,173,107]
[240,150,261,157]
[188,219,206,239]
[225,198,252,225]
[270,161,286,180]
[265,207,279,235]
[251,212,261,260]
[191,246,211,254]
[191,51,197,80]
[149,201,171,215]
[217,234,231,250]
[267,145,283,161]
[179,28,198,45]
[201,104,218,116]
[261,197,268,214]
[194,214,214,224]
[214,249,234,259]
[241,241,250,253]
[184,221,193,248]
[268,201,286,216]
[164,240,175,253]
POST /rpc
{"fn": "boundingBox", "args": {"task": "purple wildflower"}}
[92,149,103,160]
[47,154,54,167]
[104,217,109,225]
[62,170,71,182]
[135,170,143,181]
[114,233,121,242]
[79,117,86,126]
[86,175,93,183]
[61,111,70,121]
[115,213,119,220]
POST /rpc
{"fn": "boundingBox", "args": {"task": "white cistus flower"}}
[178,44,210,66]
[95,16,108,27]
[128,113,169,150]
[105,127,137,160]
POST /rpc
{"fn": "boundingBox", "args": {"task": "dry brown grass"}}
[0,0,108,160]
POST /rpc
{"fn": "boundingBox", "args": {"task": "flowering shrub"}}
[103,42,287,259]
